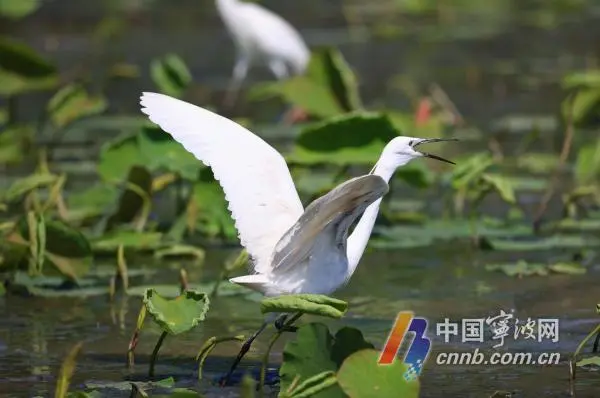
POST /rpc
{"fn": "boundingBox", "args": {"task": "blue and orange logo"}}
[378,311,431,380]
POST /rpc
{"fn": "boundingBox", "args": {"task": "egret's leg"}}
[267,59,289,81]
[219,320,268,387]
[274,314,288,330]
[219,314,298,386]
[223,56,250,109]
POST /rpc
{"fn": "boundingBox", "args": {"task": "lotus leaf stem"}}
[571,322,600,381]
[258,312,303,397]
[149,331,168,378]
[196,335,245,381]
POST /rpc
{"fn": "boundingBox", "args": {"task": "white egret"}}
[215,0,310,108]
[139,92,457,384]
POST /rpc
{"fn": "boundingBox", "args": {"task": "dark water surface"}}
[1,245,599,397]
[2,0,600,397]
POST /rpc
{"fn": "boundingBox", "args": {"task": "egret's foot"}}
[274,315,298,333]
[274,315,288,331]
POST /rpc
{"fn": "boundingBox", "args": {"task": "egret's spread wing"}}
[270,175,388,275]
[140,92,304,273]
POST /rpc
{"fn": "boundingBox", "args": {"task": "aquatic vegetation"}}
[55,342,84,398]
[132,288,210,377]
[485,260,587,277]
[570,304,600,391]
[1,2,600,396]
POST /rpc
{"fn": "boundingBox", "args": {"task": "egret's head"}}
[378,136,458,170]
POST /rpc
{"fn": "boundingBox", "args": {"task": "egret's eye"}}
[408,140,414,147]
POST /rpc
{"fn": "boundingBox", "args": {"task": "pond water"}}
[1,245,599,397]
[2,0,600,397]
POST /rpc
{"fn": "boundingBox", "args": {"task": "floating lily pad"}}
[85,377,175,393]
[487,235,600,251]
[497,175,548,191]
[91,231,163,252]
[66,391,102,398]
[576,356,600,369]
[337,349,420,398]
[486,261,549,277]
[261,294,348,319]
[8,272,108,297]
[372,219,531,249]
[485,260,587,277]
[153,245,205,262]
[143,288,210,335]
[154,389,204,398]
[515,153,558,174]
[552,218,600,232]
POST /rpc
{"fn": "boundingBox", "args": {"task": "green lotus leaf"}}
[337,349,420,398]
[279,323,345,398]
[143,288,210,335]
[261,294,348,319]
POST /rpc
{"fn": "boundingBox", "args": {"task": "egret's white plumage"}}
[139,92,303,275]
[140,92,456,297]
[139,91,456,384]
[215,0,310,105]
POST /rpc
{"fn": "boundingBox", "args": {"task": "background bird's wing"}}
[270,175,388,276]
[140,92,304,274]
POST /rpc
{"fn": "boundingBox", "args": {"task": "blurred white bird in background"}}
[139,92,457,384]
[215,0,310,109]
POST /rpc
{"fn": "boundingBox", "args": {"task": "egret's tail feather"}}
[229,274,272,295]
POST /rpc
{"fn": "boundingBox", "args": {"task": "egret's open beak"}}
[412,138,458,165]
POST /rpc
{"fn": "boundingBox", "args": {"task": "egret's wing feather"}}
[140,92,304,273]
[270,175,388,275]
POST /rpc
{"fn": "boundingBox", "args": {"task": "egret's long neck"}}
[346,161,397,275]
[216,0,240,22]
